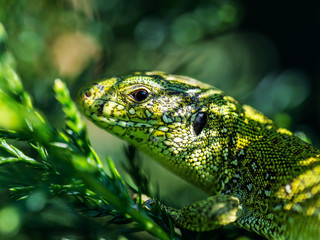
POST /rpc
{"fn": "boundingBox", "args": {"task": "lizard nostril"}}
[85,90,92,98]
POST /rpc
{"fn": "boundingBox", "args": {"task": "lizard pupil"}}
[131,89,149,102]
[193,112,207,136]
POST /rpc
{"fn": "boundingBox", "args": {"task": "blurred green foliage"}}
[0,44,175,239]
[1,0,315,124]
[0,0,318,239]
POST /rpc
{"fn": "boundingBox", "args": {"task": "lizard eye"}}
[193,112,207,136]
[129,89,150,102]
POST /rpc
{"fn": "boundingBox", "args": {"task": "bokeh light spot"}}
[171,16,204,46]
[195,6,220,33]
[0,206,20,235]
[134,18,165,50]
[254,70,310,115]
[218,4,237,23]
[51,32,101,78]
[16,31,44,62]
[26,191,47,212]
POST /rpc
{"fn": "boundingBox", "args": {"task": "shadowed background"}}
[1,0,319,238]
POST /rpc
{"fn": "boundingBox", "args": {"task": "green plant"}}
[0,23,174,240]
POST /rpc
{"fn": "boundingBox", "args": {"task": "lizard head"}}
[78,71,238,191]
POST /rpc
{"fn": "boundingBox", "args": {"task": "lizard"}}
[77,71,320,239]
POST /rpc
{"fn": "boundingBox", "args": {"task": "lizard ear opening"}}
[193,112,207,136]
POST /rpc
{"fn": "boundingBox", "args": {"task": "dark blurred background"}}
[0,0,319,224]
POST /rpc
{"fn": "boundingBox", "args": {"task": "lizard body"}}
[78,71,320,239]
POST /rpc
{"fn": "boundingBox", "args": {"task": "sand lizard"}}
[78,71,320,239]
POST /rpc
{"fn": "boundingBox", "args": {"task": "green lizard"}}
[78,71,320,239]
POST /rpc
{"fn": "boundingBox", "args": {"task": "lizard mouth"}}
[78,88,157,133]
[91,113,154,129]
